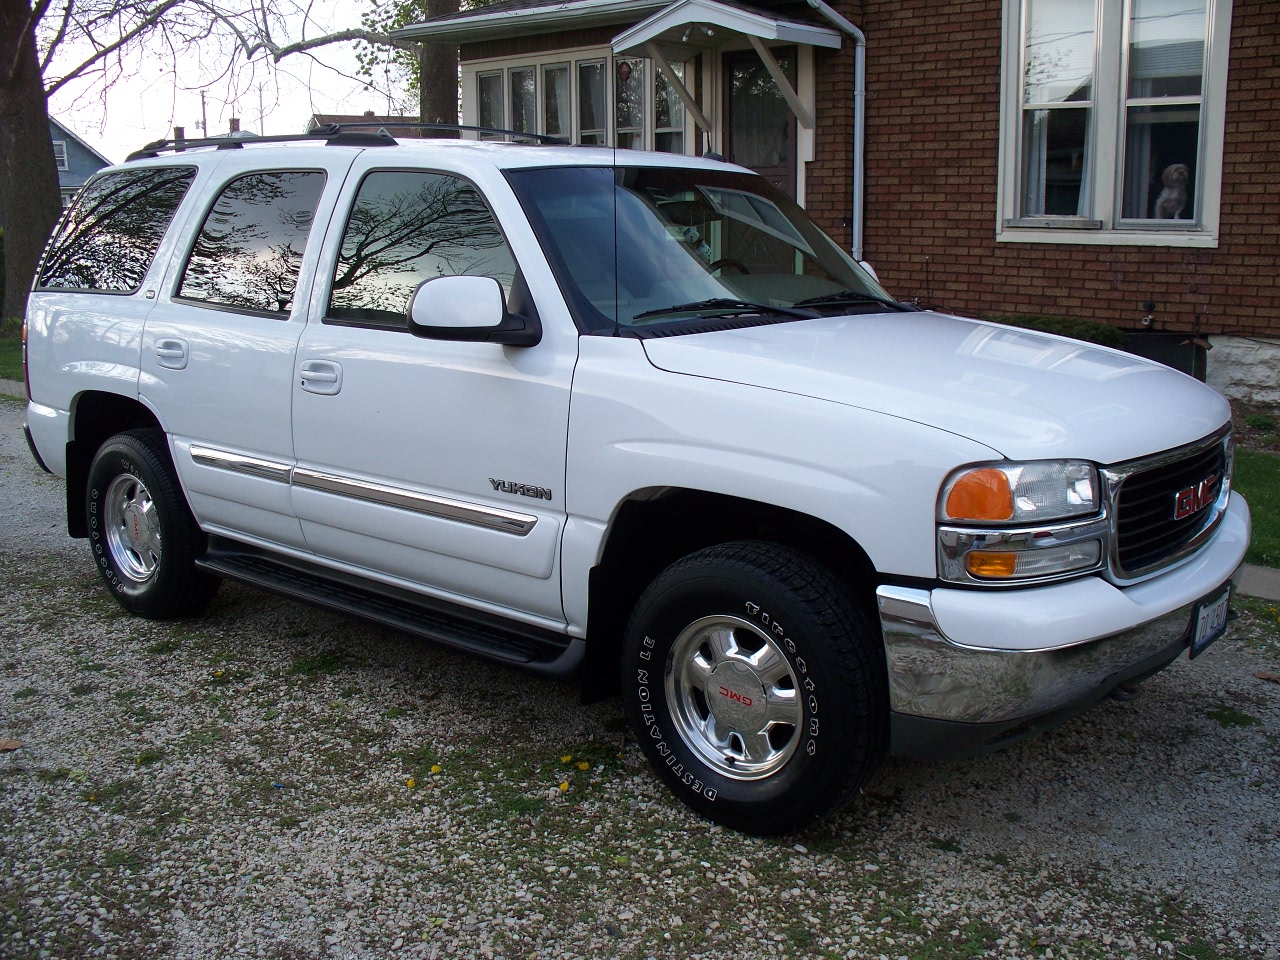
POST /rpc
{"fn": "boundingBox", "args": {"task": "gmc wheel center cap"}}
[707,661,766,729]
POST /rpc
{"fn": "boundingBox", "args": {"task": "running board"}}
[197,537,582,677]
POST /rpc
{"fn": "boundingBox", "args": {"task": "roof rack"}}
[125,121,568,162]
[311,121,569,144]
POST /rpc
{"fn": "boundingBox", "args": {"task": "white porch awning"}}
[611,0,841,61]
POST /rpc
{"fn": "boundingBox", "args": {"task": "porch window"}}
[477,71,503,139]
[615,58,646,149]
[655,63,686,154]
[464,51,693,152]
[998,0,1231,246]
[579,60,608,145]
[509,67,536,134]
[543,64,570,138]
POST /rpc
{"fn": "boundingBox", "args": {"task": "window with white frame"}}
[465,50,693,152]
[998,0,1232,246]
[52,140,68,171]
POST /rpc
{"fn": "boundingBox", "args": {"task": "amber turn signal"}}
[944,468,1014,522]
[964,551,1018,578]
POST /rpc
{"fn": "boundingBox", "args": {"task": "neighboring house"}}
[394,0,1280,403]
[0,118,110,230]
[50,118,112,208]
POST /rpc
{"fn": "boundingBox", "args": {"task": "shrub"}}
[984,313,1130,350]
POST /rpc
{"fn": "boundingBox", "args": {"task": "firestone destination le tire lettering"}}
[622,541,889,835]
[86,430,220,619]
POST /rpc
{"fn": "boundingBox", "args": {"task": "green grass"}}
[0,337,20,383]
[1234,449,1279,567]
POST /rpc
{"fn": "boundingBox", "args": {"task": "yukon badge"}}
[489,478,553,501]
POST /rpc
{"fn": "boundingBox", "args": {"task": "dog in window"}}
[1154,163,1190,219]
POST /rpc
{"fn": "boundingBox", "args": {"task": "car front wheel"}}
[621,540,888,835]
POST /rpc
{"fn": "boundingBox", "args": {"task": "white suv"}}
[22,129,1251,834]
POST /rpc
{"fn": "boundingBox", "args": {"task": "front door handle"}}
[299,359,342,396]
[155,338,188,370]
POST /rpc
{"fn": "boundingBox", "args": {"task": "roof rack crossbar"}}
[311,121,569,144]
[125,120,568,162]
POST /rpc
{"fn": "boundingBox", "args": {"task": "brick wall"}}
[856,0,1279,338]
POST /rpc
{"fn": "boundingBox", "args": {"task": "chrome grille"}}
[1108,430,1230,579]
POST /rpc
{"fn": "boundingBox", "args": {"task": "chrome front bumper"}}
[881,493,1251,758]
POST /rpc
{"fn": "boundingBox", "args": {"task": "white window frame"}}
[52,140,69,171]
[460,46,694,152]
[996,0,1232,247]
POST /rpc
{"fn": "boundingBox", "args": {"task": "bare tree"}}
[0,0,426,324]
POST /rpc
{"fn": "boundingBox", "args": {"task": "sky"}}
[46,3,416,165]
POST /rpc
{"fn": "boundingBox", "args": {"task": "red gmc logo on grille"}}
[1173,474,1219,520]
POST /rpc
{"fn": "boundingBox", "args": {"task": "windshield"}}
[505,165,898,335]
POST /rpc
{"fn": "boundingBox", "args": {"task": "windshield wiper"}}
[791,290,914,312]
[633,298,813,322]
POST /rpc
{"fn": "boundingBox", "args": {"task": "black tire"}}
[86,430,219,619]
[621,541,888,835]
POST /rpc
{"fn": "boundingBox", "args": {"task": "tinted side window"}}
[328,171,515,329]
[177,170,326,315]
[38,166,196,293]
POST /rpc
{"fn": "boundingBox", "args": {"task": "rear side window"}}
[37,166,196,293]
[177,170,326,315]
[327,170,515,329]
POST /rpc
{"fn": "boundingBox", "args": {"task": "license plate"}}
[1190,588,1230,658]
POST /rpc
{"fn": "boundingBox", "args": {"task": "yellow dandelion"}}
[558,781,570,792]
[560,755,572,763]
[430,764,441,774]
[406,778,416,789]
[214,670,224,676]
[576,761,590,771]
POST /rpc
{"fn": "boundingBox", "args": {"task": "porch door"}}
[722,47,798,199]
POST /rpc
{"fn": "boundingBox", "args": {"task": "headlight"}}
[939,461,1098,524]
[937,460,1106,585]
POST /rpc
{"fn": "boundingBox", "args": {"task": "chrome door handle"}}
[299,359,342,395]
[155,338,188,370]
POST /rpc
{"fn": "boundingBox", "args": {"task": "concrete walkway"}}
[4,375,1276,599]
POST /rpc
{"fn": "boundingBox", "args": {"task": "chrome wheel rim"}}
[664,615,802,780]
[103,474,161,582]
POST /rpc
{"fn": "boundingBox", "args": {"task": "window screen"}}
[177,170,326,315]
[327,171,516,329]
[38,166,196,293]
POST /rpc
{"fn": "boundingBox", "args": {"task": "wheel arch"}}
[580,487,879,703]
[65,390,165,537]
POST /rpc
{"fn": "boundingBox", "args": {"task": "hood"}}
[641,313,1231,464]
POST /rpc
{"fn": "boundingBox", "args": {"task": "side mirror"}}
[857,260,880,283]
[407,276,541,347]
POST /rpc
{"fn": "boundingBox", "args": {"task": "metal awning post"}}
[747,35,814,130]
[644,41,717,150]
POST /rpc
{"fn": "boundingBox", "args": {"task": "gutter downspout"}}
[804,0,866,262]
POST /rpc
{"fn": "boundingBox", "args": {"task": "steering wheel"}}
[709,258,750,275]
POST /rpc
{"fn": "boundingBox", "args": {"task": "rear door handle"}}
[299,359,342,396]
[155,338,188,370]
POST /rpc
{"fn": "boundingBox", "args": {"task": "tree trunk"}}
[0,0,63,324]
[419,0,460,137]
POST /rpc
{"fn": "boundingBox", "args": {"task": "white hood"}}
[641,313,1231,464]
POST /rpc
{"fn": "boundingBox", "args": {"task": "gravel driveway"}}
[1,396,1277,960]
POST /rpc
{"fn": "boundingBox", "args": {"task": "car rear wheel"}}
[86,430,219,618]
[621,540,888,835]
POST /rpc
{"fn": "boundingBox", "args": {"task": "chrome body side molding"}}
[189,445,293,484]
[292,467,538,536]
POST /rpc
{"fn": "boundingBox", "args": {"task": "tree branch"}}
[44,0,183,96]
